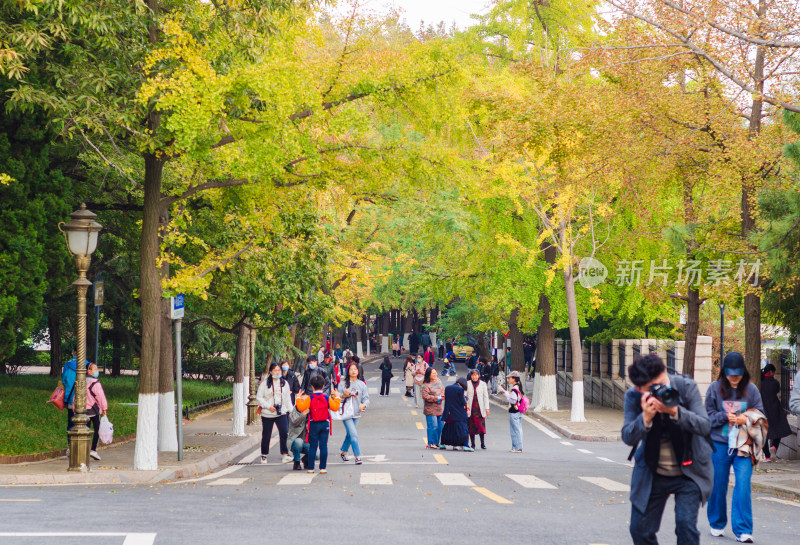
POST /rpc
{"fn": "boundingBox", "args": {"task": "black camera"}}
[649,383,679,408]
[274,404,282,414]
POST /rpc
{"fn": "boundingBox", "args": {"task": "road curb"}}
[489,394,620,442]
[753,481,800,502]
[150,432,260,483]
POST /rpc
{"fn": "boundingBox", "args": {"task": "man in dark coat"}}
[300,356,330,395]
[622,354,712,545]
[760,364,791,460]
[408,332,420,355]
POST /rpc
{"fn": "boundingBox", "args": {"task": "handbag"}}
[330,395,356,421]
[48,384,66,410]
[99,415,114,445]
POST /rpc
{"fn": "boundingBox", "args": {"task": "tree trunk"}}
[133,151,165,471]
[682,288,702,376]
[564,270,586,422]
[508,307,525,373]
[476,332,490,359]
[48,308,62,378]
[111,307,122,377]
[232,323,248,436]
[533,243,557,411]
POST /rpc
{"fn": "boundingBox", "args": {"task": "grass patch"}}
[0,374,232,456]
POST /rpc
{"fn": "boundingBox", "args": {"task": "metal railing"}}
[780,352,797,415]
[606,344,613,378]
[666,347,676,375]
[618,342,626,379]
[183,395,233,420]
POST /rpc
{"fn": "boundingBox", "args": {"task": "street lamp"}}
[247,328,258,425]
[719,302,726,366]
[59,203,102,471]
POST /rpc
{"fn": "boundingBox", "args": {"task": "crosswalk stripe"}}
[561,441,573,446]
[577,448,593,454]
[435,473,475,486]
[505,474,557,489]
[472,486,513,504]
[277,473,316,486]
[207,477,249,486]
[579,476,630,492]
[596,457,615,463]
[360,473,393,485]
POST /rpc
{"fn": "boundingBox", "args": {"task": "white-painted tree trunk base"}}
[403,333,410,348]
[157,392,178,452]
[381,338,389,353]
[356,343,364,358]
[430,333,438,348]
[232,381,246,436]
[570,381,587,422]
[532,374,558,412]
[134,393,159,470]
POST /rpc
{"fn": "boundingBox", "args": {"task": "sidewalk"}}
[517,393,800,501]
[0,404,259,486]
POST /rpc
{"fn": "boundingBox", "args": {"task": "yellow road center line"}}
[472,487,513,504]
[410,410,418,416]
[415,422,424,430]
[433,453,448,465]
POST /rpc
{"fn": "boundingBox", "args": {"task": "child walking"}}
[297,374,341,474]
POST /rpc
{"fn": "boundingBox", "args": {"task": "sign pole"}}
[171,295,185,461]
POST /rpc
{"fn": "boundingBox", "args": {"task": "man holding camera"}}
[622,354,713,545]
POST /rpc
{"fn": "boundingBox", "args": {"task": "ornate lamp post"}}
[59,204,102,471]
[247,327,258,425]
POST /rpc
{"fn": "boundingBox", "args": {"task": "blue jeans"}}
[630,474,701,545]
[708,441,753,536]
[509,412,523,450]
[307,421,329,470]
[340,418,361,457]
[291,438,309,462]
[426,414,443,446]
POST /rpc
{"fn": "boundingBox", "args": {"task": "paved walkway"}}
[524,392,800,501]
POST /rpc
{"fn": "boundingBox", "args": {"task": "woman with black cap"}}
[760,363,791,461]
[439,377,473,451]
[704,351,764,543]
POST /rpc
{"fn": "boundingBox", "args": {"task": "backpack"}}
[514,387,529,414]
[309,392,330,422]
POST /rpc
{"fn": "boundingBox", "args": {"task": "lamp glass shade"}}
[66,229,90,256]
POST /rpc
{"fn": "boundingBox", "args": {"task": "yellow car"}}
[452,340,475,362]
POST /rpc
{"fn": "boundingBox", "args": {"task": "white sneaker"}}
[710,528,725,537]
[89,450,101,461]
[281,454,292,464]
[260,455,268,465]
[736,535,754,543]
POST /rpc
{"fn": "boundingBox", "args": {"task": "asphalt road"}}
[1,357,798,545]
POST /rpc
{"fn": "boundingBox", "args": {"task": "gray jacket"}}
[622,374,713,514]
[337,379,370,419]
[790,370,800,415]
[705,381,764,444]
[287,405,309,444]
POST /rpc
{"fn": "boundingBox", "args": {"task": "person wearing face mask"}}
[705,352,764,543]
[466,369,489,450]
[280,360,300,403]
[85,362,108,461]
[337,362,371,464]
[300,355,330,395]
[256,362,293,464]
[413,354,427,409]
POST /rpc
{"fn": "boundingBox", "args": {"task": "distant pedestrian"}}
[256,362,293,464]
[409,332,420,355]
[379,356,393,396]
[392,338,400,357]
[404,355,414,397]
[281,361,301,403]
[334,344,343,363]
[317,346,325,365]
[490,355,500,394]
[760,364,791,461]
[343,347,353,362]
[61,347,89,446]
[325,355,339,390]
[438,339,445,359]
[440,378,472,451]
[413,354,427,408]
[791,366,800,415]
[478,357,492,385]
[421,367,445,448]
[423,345,436,368]
[288,393,312,471]
[85,363,108,461]
[300,355,330,395]
[706,352,764,543]
[466,369,489,450]
[497,371,525,453]
[298,374,341,474]
[337,362,370,465]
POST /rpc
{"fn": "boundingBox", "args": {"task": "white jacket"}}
[256,376,292,417]
[466,380,490,418]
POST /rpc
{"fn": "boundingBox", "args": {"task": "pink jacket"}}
[86,377,108,414]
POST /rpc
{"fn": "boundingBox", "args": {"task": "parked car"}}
[452,338,476,361]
